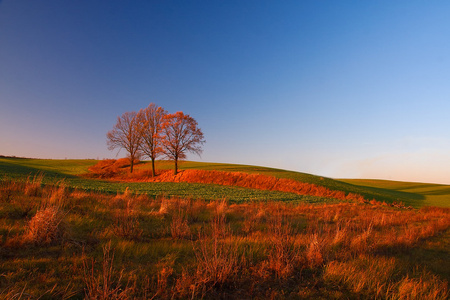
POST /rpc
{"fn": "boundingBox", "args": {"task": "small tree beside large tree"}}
[162,111,205,175]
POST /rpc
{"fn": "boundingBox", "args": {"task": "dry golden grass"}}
[324,255,449,300]
[1,178,449,299]
[86,158,138,178]
[393,273,449,300]
[190,221,239,296]
[110,189,143,240]
[24,206,65,245]
[23,184,68,245]
[24,173,44,197]
[83,241,135,299]
[170,211,191,240]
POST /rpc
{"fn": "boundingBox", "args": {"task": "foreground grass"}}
[1,178,449,299]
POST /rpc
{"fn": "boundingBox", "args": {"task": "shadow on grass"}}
[389,230,450,281]
[344,183,426,207]
[0,158,79,180]
[416,187,450,196]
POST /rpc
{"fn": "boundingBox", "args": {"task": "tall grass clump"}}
[306,234,324,268]
[0,182,36,219]
[83,241,135,299]
[324,255,397,297]
[264,207,300,279]
[23,183,67,245]
[0,178,21,203]
[111,188,143,240]
[175,209,239,299]
[170,198,191,240]
[24,173,44,197]
[391,273,449,300]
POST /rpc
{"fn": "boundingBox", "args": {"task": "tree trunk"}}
[151,158,156,177]
[174,158,178,175]
[130,158,134,173]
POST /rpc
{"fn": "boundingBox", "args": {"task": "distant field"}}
[342,179,450,208]
[1,157,449,207]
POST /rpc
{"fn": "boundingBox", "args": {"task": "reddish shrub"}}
[87,159,139,178]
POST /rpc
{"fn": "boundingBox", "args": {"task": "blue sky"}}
[1,1,450,184]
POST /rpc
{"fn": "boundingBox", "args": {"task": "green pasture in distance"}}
[0,157,95,178]
[341,179,450,208]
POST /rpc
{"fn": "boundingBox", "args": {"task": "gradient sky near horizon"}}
[1,1,450,184]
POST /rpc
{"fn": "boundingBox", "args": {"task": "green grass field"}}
[341,179,450,208]
[1,157,449,207]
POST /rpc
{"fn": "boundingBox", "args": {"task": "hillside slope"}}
[1,157,449,207]
[138,160,450,207]
[341,179,450,208]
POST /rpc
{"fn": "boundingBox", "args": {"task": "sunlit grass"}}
[1,179,449,298]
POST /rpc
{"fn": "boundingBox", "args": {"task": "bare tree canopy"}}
[106,111,142,173]
[138,103,167,176]
[106,107,205,175]
[162,111,205,175]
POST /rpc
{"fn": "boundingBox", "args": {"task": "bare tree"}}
[106,111,142,173]
[138,103,167,176]
[162,111,205,175]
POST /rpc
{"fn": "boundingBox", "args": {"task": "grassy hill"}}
[147,161,450,207]
[1,157,449,207]
[342,179,450,208]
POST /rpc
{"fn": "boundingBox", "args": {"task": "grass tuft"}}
[24,206,65,245]
[83,241,135,299]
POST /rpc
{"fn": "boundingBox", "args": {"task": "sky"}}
[1,1,450,184]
